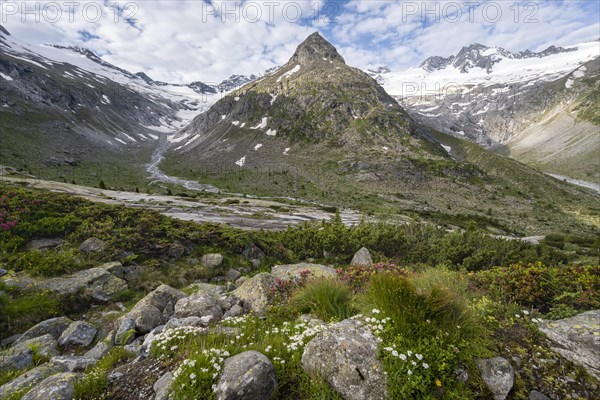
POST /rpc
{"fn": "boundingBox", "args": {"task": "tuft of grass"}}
[0,285,62,337]
[288,279,354,322]
[74,347,133,400]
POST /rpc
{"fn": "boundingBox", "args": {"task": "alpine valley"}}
[1,27,599,236]
[1,26,600,400]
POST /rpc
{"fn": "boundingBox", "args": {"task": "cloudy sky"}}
[2,0,599,83]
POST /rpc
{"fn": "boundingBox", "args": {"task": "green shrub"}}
[288,279,354,322]
[9,248,81,276]
[470,263,600,312]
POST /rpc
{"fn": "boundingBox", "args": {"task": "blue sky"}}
[2,1,599,82]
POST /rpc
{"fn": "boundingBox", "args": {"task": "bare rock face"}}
[536,310,600,380]
[215,351,277,400]
[58,321,97,348]
[201,253,224,268]
[1,335,59,371]
[173,291,223,324]
[14,317,73,345]
[350,247,373,267]
[231,273,276,315]
[38,268,127,302]
[78,237,106,254]
[124,284,187,334]
[301,319,387,400]
[291,32,346,65]
[475,357,515,400]
[21,372,79,400]
[153,371,173,400]
[271,263,337,280]
[0,363,67,397]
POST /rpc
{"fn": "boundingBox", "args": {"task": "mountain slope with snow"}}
[378,40,600,181]
[0,25,227,186]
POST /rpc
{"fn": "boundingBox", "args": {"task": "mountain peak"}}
[291,32,345,65]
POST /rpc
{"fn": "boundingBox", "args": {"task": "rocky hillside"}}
[0,185,598,399]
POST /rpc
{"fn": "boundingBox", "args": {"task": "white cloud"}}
[1,0,597,83]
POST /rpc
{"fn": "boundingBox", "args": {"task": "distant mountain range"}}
[373,41,600,181]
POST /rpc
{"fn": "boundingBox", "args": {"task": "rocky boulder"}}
[271,263,337,280]
[51,355,98,372]
[14,317,72,345]
[536,310,600,380]
[0,363,67,397]
[201,253,224,268]
[475,357,514,400]
[99,261,144,282]
[173,291,223,324]
[37,268,127,302]
[215,351,277,400]
[114,318,137,345]
[231,273,276,315]
[58,321,97,348]
[22,372,79,400]
[153,371,173,400]
[78,237,106,254]
[1,335,59,371]
[301,319,387,400]
[225,269,242,282]
[84,341,111,360]
[350,247,373,267]
[124,285,187,334]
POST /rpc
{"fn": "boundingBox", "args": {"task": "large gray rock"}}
[14,317,73,345]
[58,321,97,348]
[99,261,143,282]
[301,319,387,400]
[163,317,204,331]
[201,253,224,268]
[225,269,242,282]
[0,268,8,278]
[38,268,127,302]
[536,310,600,380]
[22,372,78,400]
[153,371,173,400]
[78,237,106,253]
[190,282,225,295]
[114,318,137,345]
[84,341,111,360]
[231,273,276,315]
[215,351,277,400]
[124,285,187,334]
[51,355,98,372]
[350,247,373,267]
[1,335,59,370]
[173,291,223,324]
[271,263,337,280]
[475,357,514,400]
[0,363,67,397]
